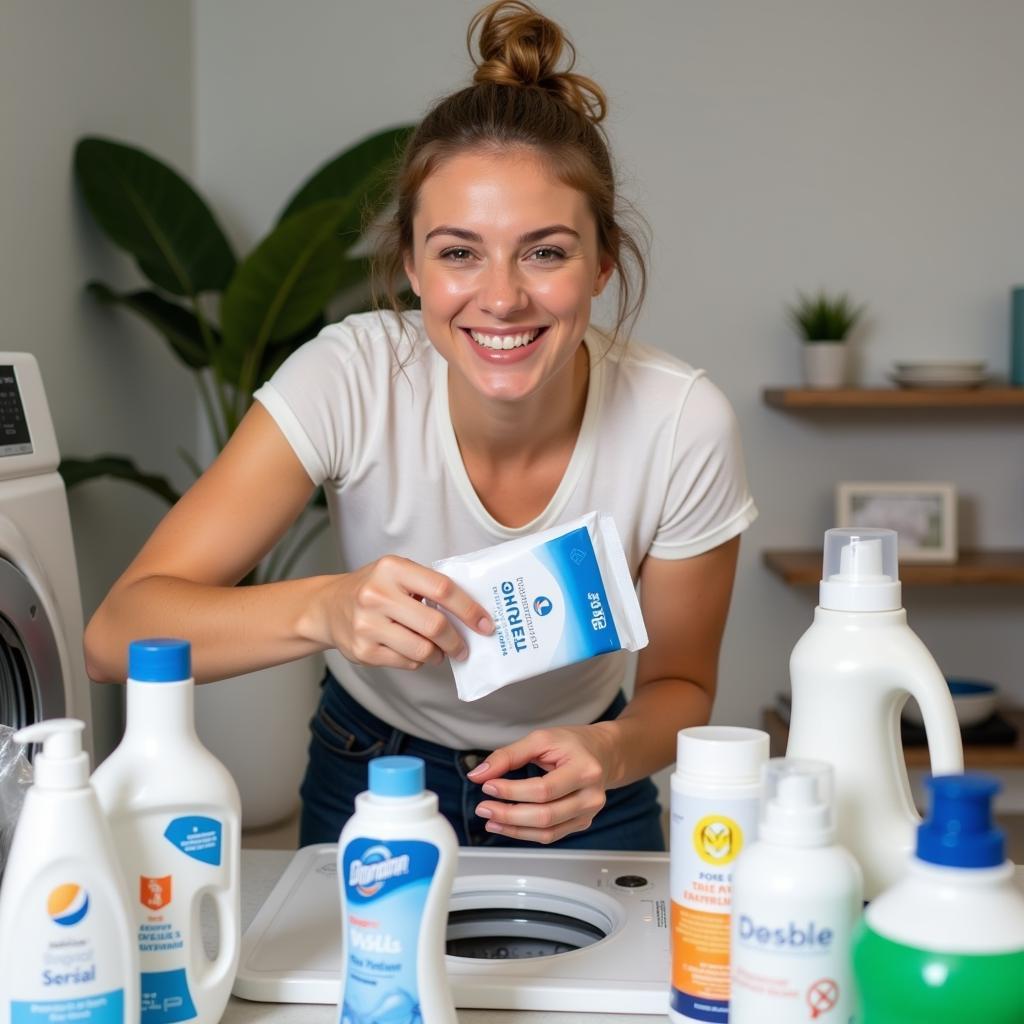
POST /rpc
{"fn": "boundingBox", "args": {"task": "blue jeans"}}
[299,672,665,850]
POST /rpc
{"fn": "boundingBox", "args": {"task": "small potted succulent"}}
[788,290,865,389]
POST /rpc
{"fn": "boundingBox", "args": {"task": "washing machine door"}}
[0,557,64,729]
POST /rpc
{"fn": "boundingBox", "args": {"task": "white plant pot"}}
[801,341,849,389]
[195,654,323,830]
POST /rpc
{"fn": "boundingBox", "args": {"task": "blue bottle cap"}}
[128,638,191,683]
[369,756,424,797]
[917,773,1004,868]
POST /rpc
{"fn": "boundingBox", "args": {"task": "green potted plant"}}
[68,127,413,827]
[787,290,865,389]
[65,126,413,582]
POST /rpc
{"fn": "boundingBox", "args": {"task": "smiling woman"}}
[83,0,758,853]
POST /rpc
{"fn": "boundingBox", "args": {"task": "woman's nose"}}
[478,261,527,317]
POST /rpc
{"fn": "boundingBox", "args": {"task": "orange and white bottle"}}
[669,726,769,1024]
[92,639,241,1024]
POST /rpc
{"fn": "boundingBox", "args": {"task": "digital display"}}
[0,365,32,456]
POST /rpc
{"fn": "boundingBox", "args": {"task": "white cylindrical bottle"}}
[730,759,863,1024]
[669,726,769,1024]
[0,718,140,1024]
[338,755,458,1024]
[91,639,241,1024]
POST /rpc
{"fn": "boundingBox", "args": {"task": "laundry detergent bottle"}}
[91,639,241,1024]
[0,718,139,1024]
[853,773,1024,1022]
[786,528,963,898]
[338,755,458,1024]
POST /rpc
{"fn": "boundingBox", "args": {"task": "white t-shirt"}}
[254,311,757,749]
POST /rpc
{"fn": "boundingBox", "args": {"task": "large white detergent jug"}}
[786,528,963,899]
[92,639,241,1024]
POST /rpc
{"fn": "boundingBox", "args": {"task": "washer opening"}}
[0,614,39,733]
[445,876,624,961]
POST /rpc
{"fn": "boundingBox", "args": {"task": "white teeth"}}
[469,329,541,350]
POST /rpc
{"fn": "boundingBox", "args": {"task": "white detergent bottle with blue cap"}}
[91,639,241,1024]
[0,718,139,1024]
[786,528,963,898]
[338,755,458,1024]
[853,773,1024,1022]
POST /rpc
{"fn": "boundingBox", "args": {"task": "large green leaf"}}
[59,456,180,505]
[74,137,236,296]
[86,282,214,369]
[218,200,353,394]
[277,125,414,243]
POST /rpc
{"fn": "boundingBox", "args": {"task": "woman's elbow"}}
[82,607,124,684]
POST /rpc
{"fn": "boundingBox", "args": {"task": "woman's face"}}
[404,148,613,404]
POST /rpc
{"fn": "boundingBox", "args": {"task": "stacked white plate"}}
[889,360,989,389]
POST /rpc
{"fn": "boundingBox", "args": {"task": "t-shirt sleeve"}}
[252,321,373,488]
[648,373,758,559]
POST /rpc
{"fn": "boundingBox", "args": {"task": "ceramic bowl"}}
[902,678,998,729]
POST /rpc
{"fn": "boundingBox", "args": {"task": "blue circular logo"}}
[533,596,553,616]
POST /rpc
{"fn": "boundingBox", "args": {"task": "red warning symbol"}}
[140,874,172,910]
[807,978,839,1019]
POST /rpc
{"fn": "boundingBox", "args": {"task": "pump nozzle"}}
[819,527,902,611]
[15,718,89,790]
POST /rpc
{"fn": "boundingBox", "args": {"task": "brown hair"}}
[372,0,648,347]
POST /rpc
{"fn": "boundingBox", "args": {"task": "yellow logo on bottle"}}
[693,814,743,865]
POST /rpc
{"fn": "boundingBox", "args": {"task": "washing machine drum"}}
[0,557,65,730]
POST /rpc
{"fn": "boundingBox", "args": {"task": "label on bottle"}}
[339,837,439,1024]
[12,989,125,1024]
[163,816,222,866]
[670,793,759,1022]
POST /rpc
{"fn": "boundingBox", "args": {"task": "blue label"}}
[13,989,124,1024]
[340,839,439,1024]
[535,526,622,662]
[670,988,728,1022]
[163,816,221,866]
[140,968,196,1024]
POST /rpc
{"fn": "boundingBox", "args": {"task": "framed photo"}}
[835,482,958,563]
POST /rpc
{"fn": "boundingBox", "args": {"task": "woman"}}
[85,0,757,850]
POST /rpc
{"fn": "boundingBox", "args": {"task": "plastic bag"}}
[0,724,32,877]
[433,511,648,702]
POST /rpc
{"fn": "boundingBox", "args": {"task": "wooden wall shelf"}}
[763,386,1024,410]
[763,549,1024,586]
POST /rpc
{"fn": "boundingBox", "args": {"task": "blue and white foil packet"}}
[433,511,648,702]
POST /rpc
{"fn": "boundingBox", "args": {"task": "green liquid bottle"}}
[853,774,1024,1023]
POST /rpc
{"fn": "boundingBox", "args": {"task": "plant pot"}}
[194,654,323,830]
[801,341,849,389]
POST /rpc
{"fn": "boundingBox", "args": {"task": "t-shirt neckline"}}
[433,330,606,538]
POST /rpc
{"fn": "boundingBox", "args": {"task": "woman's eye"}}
[440,247,474,262]
[529,247,566,263]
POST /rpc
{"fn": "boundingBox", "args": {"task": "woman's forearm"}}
[593,677,714,789]
[84,573,336,684]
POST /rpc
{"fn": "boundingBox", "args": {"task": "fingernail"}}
[485,822,504,834]
[453,647,468,662]
[482,782,498,797]
[467,761,489,777]
[477,616,494,634]
[475,805,492,819]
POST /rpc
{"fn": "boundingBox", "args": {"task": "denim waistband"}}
[322,669,627,766]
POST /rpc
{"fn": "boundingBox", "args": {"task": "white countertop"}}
[224,849,662,1024]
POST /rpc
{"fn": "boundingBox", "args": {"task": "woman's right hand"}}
[319,556,494,671]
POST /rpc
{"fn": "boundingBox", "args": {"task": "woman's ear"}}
[593,253,615,297]
[403,251,421,297]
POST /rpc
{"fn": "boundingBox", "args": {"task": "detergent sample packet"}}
[433,511,648,702]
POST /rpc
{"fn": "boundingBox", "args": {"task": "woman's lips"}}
[462,326,549,363]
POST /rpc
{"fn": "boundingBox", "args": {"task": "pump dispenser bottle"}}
[854,774,1024,1022]
[338,755,458,1024]
[786,528,963,897]
[730,759,863,1023]
[0,718,139,1024]
[91,639,241,1024]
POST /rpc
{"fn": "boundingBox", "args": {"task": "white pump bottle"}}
[0,718,139,1024]
[786,528,963,898]
[91,639,241,1024]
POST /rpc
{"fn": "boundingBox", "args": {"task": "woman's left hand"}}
[467,724,620,844]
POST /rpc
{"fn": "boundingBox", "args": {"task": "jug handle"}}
[903,654,964,777]
[194,881,240,996]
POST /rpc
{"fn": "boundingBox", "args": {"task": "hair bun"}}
[468,0,606,124]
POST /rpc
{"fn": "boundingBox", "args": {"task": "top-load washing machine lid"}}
[233,844,670,1014]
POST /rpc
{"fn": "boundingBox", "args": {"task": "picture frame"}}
[835,482,958,563]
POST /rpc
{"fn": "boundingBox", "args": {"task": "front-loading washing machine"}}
[0,353,92,750]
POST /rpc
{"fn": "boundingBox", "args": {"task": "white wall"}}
[193,0,1024,732]
[1,0,195,758]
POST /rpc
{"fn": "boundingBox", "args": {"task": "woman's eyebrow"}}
[423,224,581,244]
